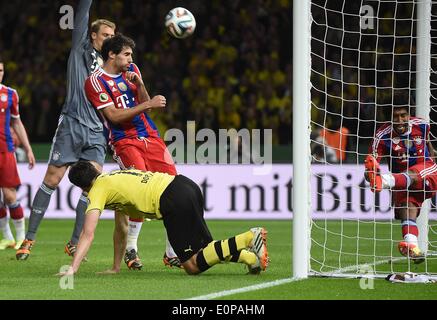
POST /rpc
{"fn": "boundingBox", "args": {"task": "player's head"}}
[90,19,116,52]
[391,90,413,135]
[68,161,100,191]
[0,55,4,84]
[101,34,136,72]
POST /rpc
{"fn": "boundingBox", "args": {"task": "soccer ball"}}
[165,7,196,39]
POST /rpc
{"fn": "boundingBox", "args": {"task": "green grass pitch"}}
[0,219,436,300]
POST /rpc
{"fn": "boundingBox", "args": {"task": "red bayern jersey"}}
[370,117,434,173]
[84,63,159,144]
[0,84,20,152]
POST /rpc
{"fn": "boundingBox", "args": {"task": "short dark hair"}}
[101,33,135,61]
[0,55,3,64]
[68,161,100,190]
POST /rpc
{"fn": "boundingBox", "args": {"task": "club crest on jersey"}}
[99,93,109,102]
[52,151,61,161]
[414,136,422,145]
[0,94,7,102]
[392,137,400,145]
[117,82,128,92]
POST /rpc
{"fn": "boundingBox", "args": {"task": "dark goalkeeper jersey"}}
[61,0,103,132]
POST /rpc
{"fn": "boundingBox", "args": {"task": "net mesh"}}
[310,0,437,277]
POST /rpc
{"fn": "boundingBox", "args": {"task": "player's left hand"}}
[126,71,144,86]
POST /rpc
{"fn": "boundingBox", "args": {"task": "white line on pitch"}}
[310,256,408,279]
[335,256,405,274]
[186,277,300,300]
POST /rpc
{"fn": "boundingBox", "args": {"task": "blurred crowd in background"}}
[2,0,437,163]
[0,0,292,145]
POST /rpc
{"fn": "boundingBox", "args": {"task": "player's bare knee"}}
[1,188,17,205]
[115,223,128,236]
[44,165,68,188]
[395,207,407,220]
[407,171,421,188]
[182,258,201,275]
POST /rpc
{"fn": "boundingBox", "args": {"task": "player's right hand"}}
[148,95,166,109]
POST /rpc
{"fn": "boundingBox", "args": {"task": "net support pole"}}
[292,0,311,279]
[416,0,431,254]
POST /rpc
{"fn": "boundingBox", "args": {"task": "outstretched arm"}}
[58,210,100,276]
[72,0,93,49]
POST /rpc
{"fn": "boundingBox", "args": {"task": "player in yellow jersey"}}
[58,161,270,275]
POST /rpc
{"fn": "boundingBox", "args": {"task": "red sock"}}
[0,207,6,219]
[9,204,24,220]
[401,220,419,238]
[129,218,144,223]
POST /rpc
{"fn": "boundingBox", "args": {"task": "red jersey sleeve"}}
[10,89,20,118]
[84,75,114,110]
[369,125,389,163]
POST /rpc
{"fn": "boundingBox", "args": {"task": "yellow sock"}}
[238,249,257,265]
[235,231,253,250]
[202,241,221,267]
[199,231,255,269]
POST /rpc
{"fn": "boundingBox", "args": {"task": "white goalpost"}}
[416,0,431,254]
[293,0,437,279]
[293,0,311,279]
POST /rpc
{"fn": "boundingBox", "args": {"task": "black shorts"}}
[159,175,213,263]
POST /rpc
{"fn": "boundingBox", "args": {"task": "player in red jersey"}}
[365,94,436,263]
[0,57,35,250]
[85,34,181,270]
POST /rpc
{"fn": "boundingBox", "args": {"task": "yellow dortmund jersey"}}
[86,169,175,220]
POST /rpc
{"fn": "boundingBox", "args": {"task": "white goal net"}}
[308,0,437,279]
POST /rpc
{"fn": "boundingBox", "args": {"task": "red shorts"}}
[393,161,437,212]
[112,137,177,175]
[0,152,21,188]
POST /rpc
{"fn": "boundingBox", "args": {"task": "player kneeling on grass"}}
[364,96,436,264]
[58,161,269,276]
